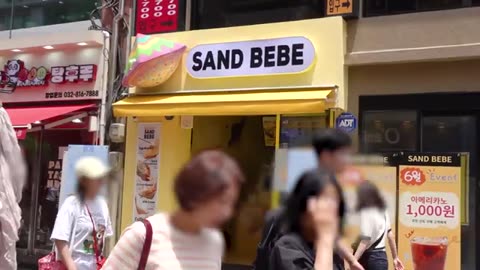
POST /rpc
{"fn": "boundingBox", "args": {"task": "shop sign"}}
[134,123,161,221]
[336,112,357,133]
[0,59,99,103]
[135,0,181,35]
[187,37,315,78]
[397,153,462,270]
[326,0,358,17]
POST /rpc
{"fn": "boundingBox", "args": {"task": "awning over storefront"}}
[6,104,95,129]
[113,86,337,117]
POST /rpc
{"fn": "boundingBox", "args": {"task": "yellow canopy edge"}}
[113,88,335,117]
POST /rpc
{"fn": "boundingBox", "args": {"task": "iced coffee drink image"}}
[411,237,448,270]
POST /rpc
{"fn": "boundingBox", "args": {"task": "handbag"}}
[38,196,79,270]
[138,219,153,270]
[38,251,68,270]
[85,204,106,270]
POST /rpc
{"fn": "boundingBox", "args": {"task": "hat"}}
[75,156,110,180]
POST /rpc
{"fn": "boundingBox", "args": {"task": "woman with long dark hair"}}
[102,150,245,270]
[51,156,112,270]
[354,181,404,270]
[269,169,344,270]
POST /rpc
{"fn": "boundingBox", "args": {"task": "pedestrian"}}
[0,104,27,270]
[269,169,341,270]
[353,181,404,270]
[50,156,113,270]
[253,129,363,270]
[102,150,245,270]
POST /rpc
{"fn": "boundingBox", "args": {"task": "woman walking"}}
[0,104,26,270]
[353,181,404,270]
[102,150,245,270]
[51,156,113,270]
[269,170,343,270]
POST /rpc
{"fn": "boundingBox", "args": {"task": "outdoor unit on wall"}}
[109,123,125,143]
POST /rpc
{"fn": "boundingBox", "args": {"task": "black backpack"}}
[252,213,282,270]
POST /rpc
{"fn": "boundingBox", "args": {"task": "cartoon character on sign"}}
[5,60,24,84]
[0,59,25,93]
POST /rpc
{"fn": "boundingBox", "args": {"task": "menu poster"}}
[338,155,397,270]
[397,153,461,270]
[134,123,161,221]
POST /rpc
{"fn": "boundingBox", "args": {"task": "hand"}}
[394,257,404,270]
[308,196,339,242]
[349,260,365,270]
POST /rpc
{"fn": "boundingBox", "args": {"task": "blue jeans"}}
[359,250,388,270]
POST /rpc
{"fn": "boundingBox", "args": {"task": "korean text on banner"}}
[397,153,461,270]
[134,123,161,221]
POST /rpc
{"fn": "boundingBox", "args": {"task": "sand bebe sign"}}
[187,37,315,78]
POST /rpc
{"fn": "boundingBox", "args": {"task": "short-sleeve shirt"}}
[51,195,113,270]
[102,213,224,270]
[359,207,391,250]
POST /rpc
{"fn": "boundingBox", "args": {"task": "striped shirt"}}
[102,213,224,270]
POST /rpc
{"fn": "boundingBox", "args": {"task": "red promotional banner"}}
[135,0,179,35]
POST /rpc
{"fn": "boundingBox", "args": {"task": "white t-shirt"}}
[51,195,113,270]
[102,213,224,270]
[359,207,391,250]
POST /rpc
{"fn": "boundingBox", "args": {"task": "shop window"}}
[279,115,327,148]
[192,0,324,30]
[9,0,101,31]
[361,110,417,153]
[364,0,466,17]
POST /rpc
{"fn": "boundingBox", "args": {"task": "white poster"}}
[134,123,161,221]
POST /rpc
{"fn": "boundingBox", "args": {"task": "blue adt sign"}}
[336,112,357,133]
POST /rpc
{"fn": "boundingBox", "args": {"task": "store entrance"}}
[190,114,328,268]
[192,116,274,267]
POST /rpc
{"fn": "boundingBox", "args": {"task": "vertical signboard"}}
[134,123,161,221]
[135,0,182,35]
[60,145,109,207]
[397,153,461,270]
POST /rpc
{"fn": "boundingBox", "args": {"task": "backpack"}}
[252,211,282,270]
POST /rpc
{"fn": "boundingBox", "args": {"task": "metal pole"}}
[27,127,44,254]
[8,0,15,38]
[99,32,110,145]
[185,0,192,31]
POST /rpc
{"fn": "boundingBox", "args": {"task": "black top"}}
[269,232,316,270]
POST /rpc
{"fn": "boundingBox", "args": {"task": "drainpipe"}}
[106,0,125,122]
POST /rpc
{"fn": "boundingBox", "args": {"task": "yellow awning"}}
[113,87,336,117]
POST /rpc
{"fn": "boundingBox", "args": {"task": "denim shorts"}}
[359,250,388,270]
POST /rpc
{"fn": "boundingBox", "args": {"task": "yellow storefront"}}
[114,17,347,266]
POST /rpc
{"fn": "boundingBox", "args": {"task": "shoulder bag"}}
[138,219,153,270]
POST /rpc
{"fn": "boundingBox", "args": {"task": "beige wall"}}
[347,7,480,65]
[347,59,480,146]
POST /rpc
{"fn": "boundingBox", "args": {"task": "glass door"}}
[421,114,477,270]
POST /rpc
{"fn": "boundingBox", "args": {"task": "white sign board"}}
[187,37,316,78]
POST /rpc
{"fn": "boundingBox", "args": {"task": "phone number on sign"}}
[45,90,100,99]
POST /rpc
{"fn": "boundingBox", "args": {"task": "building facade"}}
[0,1,111,266]
[124,1,480,269]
